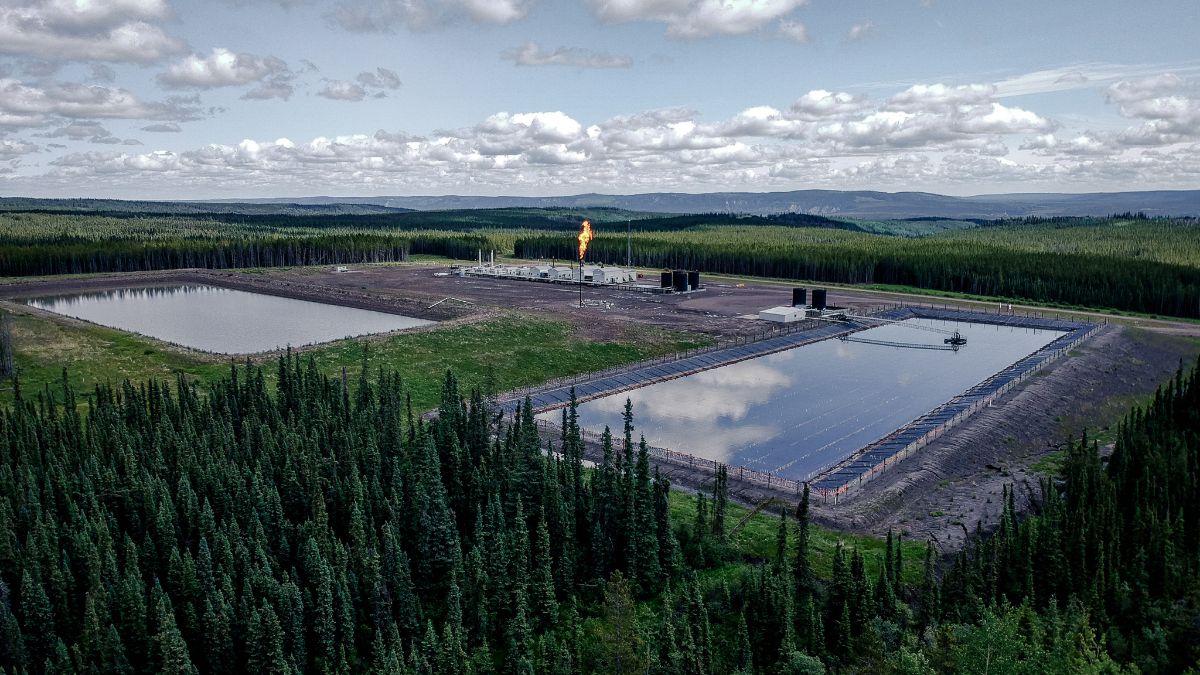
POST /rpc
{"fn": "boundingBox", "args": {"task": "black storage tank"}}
[687,271,700,290]
[660,271,673,288]
[812,288,828,310]
[792,288,807,307]
[672,270,688,292]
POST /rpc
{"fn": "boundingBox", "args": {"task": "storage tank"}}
[687,271,700,291]
[660,271,672,288]
[812,288,828,310]
[672,270,688,292]
[792,288,807,307]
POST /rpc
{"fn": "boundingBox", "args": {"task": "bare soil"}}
[259,264,893,341]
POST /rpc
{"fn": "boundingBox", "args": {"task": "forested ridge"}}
[0,351,1197,673]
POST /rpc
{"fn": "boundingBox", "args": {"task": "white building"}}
[583,266,636,284]
[759,306,806,323]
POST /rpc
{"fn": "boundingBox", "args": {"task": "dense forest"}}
[0,349,1197,673]
[0,212,493,276]
[515,223,1200,319]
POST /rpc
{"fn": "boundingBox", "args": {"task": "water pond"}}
[546,318,1064,481]
[22,284,433,354]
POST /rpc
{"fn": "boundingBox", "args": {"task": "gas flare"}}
[577,219,593,261]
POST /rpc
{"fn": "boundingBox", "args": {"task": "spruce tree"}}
[793,485,815,603]
[592,571,647,675]
[0,581,24,671]
[712,465,729,542]
[246,601,289,675]
[414,432,464,602]
[917,542,940,632]
[531,510,558,628]
[152,591,197,675]
[630,436,661,593]
[775,508,789,571]
[19,570,54,668]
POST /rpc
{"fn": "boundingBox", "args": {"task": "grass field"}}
[2,307,706,411]
[667,490,927,587]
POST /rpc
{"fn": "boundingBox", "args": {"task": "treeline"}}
[0,233,493,276]
[0,234,412,276]
[515,232,1200,318]
[1,351,1197,673]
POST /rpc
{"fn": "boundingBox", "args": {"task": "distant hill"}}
[6,190,1199,219]
[224,189,1200,218]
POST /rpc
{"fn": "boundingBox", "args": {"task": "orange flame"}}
[577,219,593,261]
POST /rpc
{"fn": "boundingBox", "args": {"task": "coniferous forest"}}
[0,351,1197,674]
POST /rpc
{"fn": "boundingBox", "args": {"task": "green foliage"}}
[0,340,1196,672]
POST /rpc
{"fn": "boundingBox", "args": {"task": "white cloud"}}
[220,0,311,7]
[1021,133,1112,157]
[329,0,530,32]
[1055,71,1088,85]
[318,80,367,101]
[993,62,1200,98]
[0,138,38,161]
[846,21,876,41]
[955,102,1053,134]
[158,48,295,99]
[0,78,204,128]
[789,90,870,119]
[590,0,809,39]
[142,122,182,132]
[0,0,185,63]
[36,120,142,145]
[776,19,809,43]
[1106,73,1184,105]
[356,67,402,89]
[1105,74,1200,147]
[501,43,632,68]
[887,83,995,111]
[42,121,115,142]
[14,75,1200,196]
[311,67,404,102]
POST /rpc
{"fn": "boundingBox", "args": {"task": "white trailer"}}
[759,306,806,323]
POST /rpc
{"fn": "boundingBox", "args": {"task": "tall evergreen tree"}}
[793,485,815,603]
[712,465,729,542]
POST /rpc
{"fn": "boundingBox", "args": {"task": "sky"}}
[1,0,1199,199]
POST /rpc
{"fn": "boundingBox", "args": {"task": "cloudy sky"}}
[1,0,1198,199]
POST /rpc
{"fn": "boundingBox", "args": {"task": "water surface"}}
[23,285,433,354]
[543,319,1063,481]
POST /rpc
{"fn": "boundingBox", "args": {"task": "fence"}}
[498,317,828,408]
[533,418,815,495]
